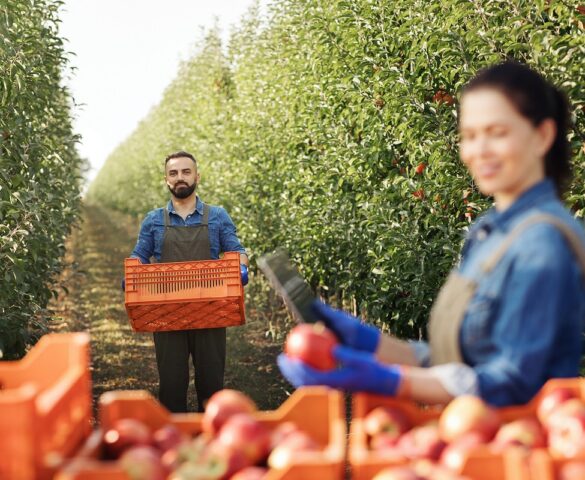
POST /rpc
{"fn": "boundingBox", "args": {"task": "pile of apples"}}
[99,389,323,480]
[363,386,585,480]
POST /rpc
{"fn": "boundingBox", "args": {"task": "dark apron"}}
[428,213,585,365]
[153,204,226,412]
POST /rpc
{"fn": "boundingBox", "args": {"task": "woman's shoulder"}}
[508,204,585,267]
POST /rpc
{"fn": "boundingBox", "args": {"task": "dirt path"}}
[50,204,291,412]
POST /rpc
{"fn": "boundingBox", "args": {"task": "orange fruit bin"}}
[0,333,92,480]
[55,386,346,480]
[350,378,585,480]
[124,251,246,332]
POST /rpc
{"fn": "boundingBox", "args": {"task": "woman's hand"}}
[312,301,381,353]
[277,345,404,396]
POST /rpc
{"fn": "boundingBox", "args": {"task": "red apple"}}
[491,417,546,452]
[217,413,271,464]
[284,322,338,370]
[202,439,250,480]
[267,430,320,469]
[537,387,576,426]
[230,466,269,480]
[544,398,585,431]
[152,424,186,453]
[548,412,585,458]
[440,432,486,471]
[364,406,411,444]
[396,421,446,461]
[269,421,301,450]
[202,389,257,436]
[415,163,426,175]
[439,395,501,443]
[559,460,585,480]
[103,418,152,458]
[119,445,167,480]
[370,432,408,455]
[415,458,473,479]
[371,466,422,480]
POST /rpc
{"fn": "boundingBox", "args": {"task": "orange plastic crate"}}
[56,386,346,480]
[522,378,585,480]
[0,333,92,480]
[124,251,246,332]
[349,391,541,480]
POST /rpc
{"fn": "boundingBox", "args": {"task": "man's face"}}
[165,156,200,199]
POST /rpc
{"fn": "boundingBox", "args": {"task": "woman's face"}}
[459,88,551,210]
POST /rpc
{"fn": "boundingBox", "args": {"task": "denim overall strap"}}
[429,213,585,366]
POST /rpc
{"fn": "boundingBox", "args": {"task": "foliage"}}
[0,0,83,358]
[87,0,585,338]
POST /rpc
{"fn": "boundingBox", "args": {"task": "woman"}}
[277,61,585,407]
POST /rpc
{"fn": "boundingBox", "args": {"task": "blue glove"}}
[240,264,249,286]
[312,301,380,353]
[277,345,403,396]
[121,278,126,292]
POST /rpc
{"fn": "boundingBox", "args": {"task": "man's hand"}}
[240,264,249,286]
[277,345,403,396]
[312,301,380,353]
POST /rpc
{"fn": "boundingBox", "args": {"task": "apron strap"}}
[163,207,171,227]
[481,213,585,274]
[201,204,210,226]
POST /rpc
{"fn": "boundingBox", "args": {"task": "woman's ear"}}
[536,118,557,157]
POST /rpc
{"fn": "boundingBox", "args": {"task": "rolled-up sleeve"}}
[130,213,155,264]
[218,207,246,255]
[474,226,582,406]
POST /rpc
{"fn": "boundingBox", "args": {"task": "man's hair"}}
[164,151,197,167]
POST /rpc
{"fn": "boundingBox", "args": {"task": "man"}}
[130,150,248,412]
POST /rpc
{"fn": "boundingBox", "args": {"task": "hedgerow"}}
[87,0,585,338]
[0,0,83,358]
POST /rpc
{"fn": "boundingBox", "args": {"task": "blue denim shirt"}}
[130,197,246,263]
[412,180,585,406]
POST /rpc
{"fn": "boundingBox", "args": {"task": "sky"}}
[58,0,261,184]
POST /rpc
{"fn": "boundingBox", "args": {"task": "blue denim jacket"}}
[130,197,246,263]
[413,180,585,406]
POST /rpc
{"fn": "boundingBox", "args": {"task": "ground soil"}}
[49,203,292,413]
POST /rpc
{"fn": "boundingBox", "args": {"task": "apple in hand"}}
[439,395,500,443]
[202,389,257,436]
[396,421,445,461]
[119,445,167,480]
[103,418,152,458]
[537,387,576,426]
[364,406,411,445]
[284,322,338,370]
[491,417,546,452]
[217,413,271,464]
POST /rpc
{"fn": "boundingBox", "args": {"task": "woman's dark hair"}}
[462,61,571,195]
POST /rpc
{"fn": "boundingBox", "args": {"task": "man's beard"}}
[169,181,196,199]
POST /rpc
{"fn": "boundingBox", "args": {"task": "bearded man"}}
[130,151,248,412]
